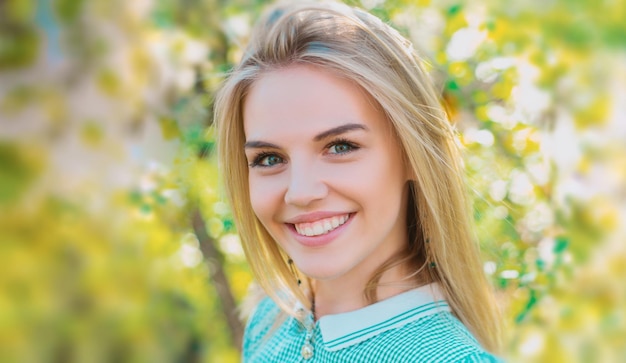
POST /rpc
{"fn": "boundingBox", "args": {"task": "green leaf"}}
[447,4,463,16]
[554,237,569,254]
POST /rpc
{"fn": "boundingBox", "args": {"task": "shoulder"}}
[242,296,300,363]
[458,351,505,363]
[242,295,281,346]
[375,312,503,362]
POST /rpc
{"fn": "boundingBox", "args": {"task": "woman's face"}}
[243,65,411,282]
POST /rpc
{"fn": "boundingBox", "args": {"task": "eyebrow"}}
[313,123,368,141]
[244,140,280,149]
[244,122,369,149]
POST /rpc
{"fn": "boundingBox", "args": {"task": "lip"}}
[286,212,354,247]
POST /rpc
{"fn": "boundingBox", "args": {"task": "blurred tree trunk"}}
[192,208,244,351]
[187,6,244,350]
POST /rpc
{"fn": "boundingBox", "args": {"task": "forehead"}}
[242,65,387,140]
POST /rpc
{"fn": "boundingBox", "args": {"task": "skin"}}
[243,64,414,317]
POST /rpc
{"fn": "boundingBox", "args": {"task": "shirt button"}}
[301,342,314,360]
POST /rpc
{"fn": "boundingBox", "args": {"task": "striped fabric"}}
[242,284,503,362]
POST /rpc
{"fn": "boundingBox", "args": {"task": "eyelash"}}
[248,138,360,168]
[249,151,283,168]
[325,138,360,155]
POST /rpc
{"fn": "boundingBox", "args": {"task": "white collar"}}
[317,283,450,351]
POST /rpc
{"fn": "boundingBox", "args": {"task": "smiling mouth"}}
[292,214,350,237]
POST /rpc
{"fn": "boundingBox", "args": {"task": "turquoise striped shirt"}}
[242,284,502,362]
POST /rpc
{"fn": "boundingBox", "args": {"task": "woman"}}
[215,1,503,361]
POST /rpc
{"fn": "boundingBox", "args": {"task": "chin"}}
[291,251,357,281]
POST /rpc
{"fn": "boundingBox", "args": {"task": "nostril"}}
[284,181,328,206]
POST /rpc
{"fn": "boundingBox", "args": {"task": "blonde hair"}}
[215,0,501,352]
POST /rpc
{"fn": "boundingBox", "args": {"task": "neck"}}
[311,261,425,319]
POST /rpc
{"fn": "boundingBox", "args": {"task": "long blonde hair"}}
[215,0,501,352]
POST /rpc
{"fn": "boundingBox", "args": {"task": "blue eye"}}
[262,155,282,166]
[328,139,358,155]
[251,153,283,167]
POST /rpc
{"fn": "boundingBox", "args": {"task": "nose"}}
[284,162,328,207]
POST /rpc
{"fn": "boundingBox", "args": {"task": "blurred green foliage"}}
[1,0,625,362]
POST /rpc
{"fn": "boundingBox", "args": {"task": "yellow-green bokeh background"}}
[1,0,625,362]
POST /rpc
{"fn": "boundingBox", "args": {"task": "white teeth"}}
[293,214,350,237]
[323,220,332,232]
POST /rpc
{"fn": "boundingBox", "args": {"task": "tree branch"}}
[192,208,244,351]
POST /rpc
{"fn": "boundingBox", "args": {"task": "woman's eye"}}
[252,153,283,167]
[328,141,357,155]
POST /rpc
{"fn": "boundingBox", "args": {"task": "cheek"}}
[340,152,405,190]
[248,175,282,220]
